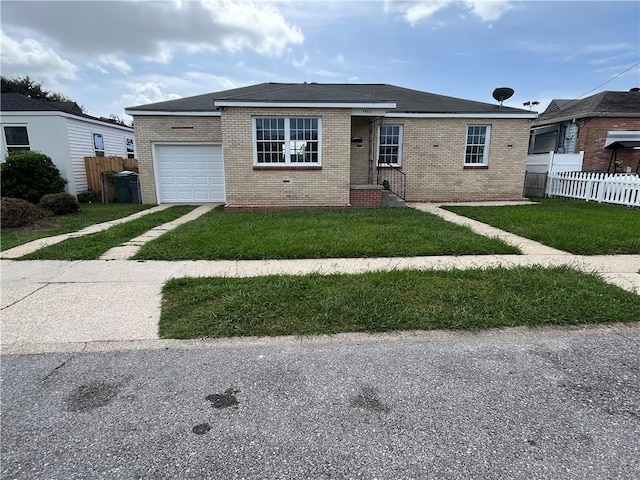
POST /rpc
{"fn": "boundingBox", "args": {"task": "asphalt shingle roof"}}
[1,92,133,129]
[126,82,530,114]
[1,93,61,112]
[535,90,640,125]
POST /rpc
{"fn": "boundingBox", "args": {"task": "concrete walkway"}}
[410,203,569,255]
[0,204,173,259]
[100,204,217,260]
[1,201,639,353]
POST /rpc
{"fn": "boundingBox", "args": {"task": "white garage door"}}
[154,144,225,203]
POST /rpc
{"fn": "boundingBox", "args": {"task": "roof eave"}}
[213,100,397,109]
[2,110,134,131]
[386,112,538,119]
[533,112,640,126]
[125,109,221,116]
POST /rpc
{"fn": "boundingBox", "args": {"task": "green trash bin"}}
[111,171,140,203]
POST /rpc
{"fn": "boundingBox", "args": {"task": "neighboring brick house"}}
[529,90,640,173]
[1,93,135,196]
[125,83,536,208]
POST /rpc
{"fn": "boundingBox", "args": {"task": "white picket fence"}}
[546,171,640,207]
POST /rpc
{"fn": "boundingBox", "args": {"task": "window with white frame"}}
[93,133,105,157]
[126,138,135,159]
[378,124,403,166]
[465,125,491,165]
[254,117,321,165]
[4,126,30,152]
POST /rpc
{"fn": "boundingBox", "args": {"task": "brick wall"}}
[349,186,382,207]
[133,111,532,206]
[221,107,351,208]
[132,115,222,203]
[361,117,531,202]
[576,117,640,172]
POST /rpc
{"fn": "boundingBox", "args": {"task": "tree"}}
[1,76,81,106]
[105,114,132,127]
[48,91,74,103]
[1,76,49,100]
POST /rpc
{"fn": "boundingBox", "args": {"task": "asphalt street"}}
[1,325,639,479]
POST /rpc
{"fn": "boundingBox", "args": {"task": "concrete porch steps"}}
[382,190,406,207]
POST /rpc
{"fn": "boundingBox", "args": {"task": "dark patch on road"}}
[206,388,240,409]
[66,381,120,412]
[192,423,212,434]
[351,386,391,413]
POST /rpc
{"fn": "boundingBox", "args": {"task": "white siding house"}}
[1,93,134,196]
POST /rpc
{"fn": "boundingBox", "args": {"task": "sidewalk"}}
[1,202,638,353]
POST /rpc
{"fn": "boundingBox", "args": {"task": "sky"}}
[1,0,639,122]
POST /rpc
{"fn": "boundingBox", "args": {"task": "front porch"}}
[349,116,406,207]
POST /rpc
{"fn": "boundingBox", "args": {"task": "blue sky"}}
[1,0,638,121]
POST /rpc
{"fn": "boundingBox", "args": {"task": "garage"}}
[153,144,225,203]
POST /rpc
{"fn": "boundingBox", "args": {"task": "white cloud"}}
[121,82,182,108]
[0,30,78,83]
[120,73,241,108]
[403,1,450,24]
[293,54,309,67]
[464,0,512,22]
[331,54,346,67]
[517,40,636,58]
[144,43,173,64]
[203,0,304,56]
[183,72,239,91]
[314,69,341,78]
[582,43,635,54]
[384,0,513,25]
[2,1,304,60]
[98,55,132,74]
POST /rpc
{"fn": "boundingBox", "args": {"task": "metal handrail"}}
[376,164,406,200]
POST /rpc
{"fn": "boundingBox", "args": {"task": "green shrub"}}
[1,151,67,203]
[39,192,80,215]
[1,197,45,228]
[76,191,98,203]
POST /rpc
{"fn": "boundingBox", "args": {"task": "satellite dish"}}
[492,87,515,106]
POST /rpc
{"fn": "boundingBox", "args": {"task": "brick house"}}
[529,90,640,173]
[125,83,536,208]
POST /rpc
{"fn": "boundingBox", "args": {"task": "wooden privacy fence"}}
[546,171,640,207]
[84,156,138,197]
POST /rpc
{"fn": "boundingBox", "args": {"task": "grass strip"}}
[160,266,640,339]
[444,198,640,255]
[134,207,519,260]
[1,203,153,251]
[21,205,196,260]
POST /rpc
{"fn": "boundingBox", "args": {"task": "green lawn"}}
[21,206,196,260]
[160,267,640,339]
[133,207,519,260]
[1,203,153,251]
[443,198,640,255]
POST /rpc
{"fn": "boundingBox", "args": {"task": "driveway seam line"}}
[0,283,49,311]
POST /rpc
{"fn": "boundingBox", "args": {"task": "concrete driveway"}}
[1,325,639,479]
